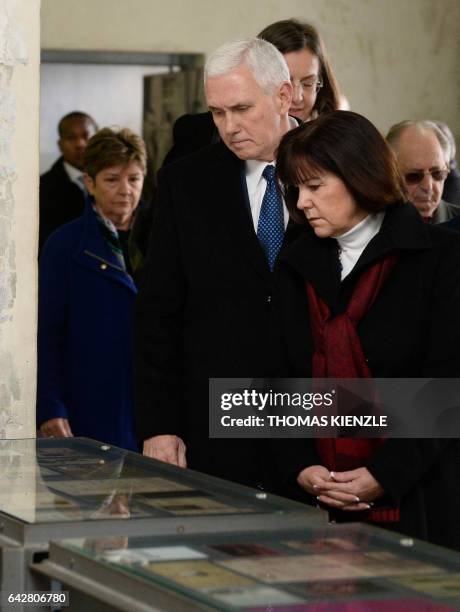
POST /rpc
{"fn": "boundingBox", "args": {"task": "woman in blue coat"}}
[37,127,148,451]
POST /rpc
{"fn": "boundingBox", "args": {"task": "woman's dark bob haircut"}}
[258,18,340,115]
[276,110,406,224]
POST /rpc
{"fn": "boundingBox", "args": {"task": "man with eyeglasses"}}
[387,120,460,223]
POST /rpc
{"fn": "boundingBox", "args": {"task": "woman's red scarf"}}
[307,251,400,522]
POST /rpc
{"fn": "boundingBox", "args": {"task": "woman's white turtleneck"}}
[336,212,385,280]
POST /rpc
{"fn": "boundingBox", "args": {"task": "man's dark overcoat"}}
[134,142,301,489]
[39,157,86,254]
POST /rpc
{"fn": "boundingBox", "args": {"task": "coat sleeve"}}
[133,168,187,442]
[366,230,460,502]
[269,437,321,504]
[36,234,71,425]
[365,438,450,503]
[38,174,53,256]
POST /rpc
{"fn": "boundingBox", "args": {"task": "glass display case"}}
[0,438,318,596]
[36,522,460,611]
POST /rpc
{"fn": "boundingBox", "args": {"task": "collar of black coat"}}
[213,140,243,165]
[278,201,432,294]
[48,156,74,181]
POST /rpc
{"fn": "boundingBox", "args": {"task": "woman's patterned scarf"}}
[93,205,126,270]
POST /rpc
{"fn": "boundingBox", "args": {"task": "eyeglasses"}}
[404,168,450,185]
[290,76,323,94]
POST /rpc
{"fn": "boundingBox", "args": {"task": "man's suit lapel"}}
[210,146,272,282]
[209,145,306,282]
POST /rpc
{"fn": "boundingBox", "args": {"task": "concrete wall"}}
[41,0,460,138]
[0,0,40,437]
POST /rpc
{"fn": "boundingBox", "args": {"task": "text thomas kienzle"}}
[219,389,387,428]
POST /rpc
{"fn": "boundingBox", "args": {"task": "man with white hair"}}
[134,38,298,488]
[435,120,460,206]
[387,120,460,223]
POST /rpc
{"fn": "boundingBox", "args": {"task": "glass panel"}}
[58,524,460,611]
[0,438,310,524]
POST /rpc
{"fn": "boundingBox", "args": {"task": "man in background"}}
[434,120,460,206]
[39,111,98,253]
[387,119,459,223]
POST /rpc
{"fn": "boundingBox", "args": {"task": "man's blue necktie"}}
[257,164,284,271]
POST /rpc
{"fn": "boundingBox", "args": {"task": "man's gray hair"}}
[386,120,450,164]
[433,120,456,164]
[204,37,290,94]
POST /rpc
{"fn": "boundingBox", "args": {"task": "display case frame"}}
[0,437,320,598]
[33,523,460,611]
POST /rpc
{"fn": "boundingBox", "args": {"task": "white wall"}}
[40,63,170,173]
[0,0,40,437]
[40,0,460,139]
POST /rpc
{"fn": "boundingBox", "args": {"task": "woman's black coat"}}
[273,203,460,550]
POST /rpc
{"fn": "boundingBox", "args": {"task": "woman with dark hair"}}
[163,19,342,165]
[275,110,460,549]
[37,128,148,451]
[259,18,340,121]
